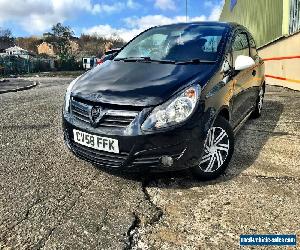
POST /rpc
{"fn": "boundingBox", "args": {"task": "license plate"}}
[73,129,119,153]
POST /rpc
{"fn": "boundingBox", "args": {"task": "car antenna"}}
[186,0,188,22]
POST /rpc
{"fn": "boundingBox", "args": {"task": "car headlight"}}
[64,76,80,112]
[141,84,200,130]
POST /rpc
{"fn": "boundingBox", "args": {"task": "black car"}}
[62,22,265,180]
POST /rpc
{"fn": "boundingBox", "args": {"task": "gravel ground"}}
[0,77,299,249]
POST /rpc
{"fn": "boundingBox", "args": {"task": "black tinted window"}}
[232,32,250,62]
[249,36,259,61]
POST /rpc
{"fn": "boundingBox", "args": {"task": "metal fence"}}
[289,0,300,34]
[0,55,53,76]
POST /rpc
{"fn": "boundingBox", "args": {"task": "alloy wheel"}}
[199,127,230,173]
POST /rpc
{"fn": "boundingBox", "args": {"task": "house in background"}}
[5,45,31,59]
[220,0,300,90]
[0,41,14,56]
[37,39,79,58]
[37,42,56,57]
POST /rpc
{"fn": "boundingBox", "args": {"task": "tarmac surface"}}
[0,77,299,249]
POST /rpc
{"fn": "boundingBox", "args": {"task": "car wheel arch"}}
[216,107,230,122]
[203,106,231,136]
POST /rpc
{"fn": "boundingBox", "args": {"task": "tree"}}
[78,34,125,58]
[48,23,75,60]
[0,28,15,48]
[16,37,41,53]
[45,23,79,70]
[0,28,13,40]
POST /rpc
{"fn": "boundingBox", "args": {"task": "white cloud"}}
[124,15,207,30]
[83,24,142,41]
[0,0,131,34]
[207,1,224,21]
[127,0,141,9]
[83,0,224,41]
[154,0,176,11]
[84,14,207,41]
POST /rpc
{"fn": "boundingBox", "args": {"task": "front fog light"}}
[161,156,174,167]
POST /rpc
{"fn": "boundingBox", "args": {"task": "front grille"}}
[70,98,139,128]
[132,155,161,166]
[71,99,90,123]
[70,138,130,167]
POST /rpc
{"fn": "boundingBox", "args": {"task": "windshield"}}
[115,24,227,62]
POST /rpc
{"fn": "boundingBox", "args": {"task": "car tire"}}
[251,84,265,119]
[191,116,234,180]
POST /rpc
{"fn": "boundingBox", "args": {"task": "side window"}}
[249,36,259,62]
[232,32,250,63]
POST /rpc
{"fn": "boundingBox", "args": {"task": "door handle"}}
[252,70,256,76]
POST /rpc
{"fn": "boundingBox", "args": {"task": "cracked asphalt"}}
[0,77,299,249]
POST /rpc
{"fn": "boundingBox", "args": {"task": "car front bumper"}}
[62,110,210,172]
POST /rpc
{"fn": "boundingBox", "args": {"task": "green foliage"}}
[78,34,125,58]
[55,56,80,71]
[0,27,15,48]
[0,23,126,73]
[48,23,75,61]
[16,37,41,54]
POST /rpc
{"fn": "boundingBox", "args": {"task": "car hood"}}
[72,60,217,107]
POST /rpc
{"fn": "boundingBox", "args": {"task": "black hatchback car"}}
[63,22,265,180]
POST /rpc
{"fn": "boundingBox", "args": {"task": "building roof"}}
[5,45,28,52]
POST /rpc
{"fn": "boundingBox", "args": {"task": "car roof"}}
[155,21,242,30]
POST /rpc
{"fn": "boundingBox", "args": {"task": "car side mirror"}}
[234,55,255,71]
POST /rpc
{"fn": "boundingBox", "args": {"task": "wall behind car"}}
[258,31,300,91]
[220,0,300,90]
[219,0,284,47]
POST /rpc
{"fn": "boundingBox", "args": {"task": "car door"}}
[230,31,254,128]
[248,34,263,106]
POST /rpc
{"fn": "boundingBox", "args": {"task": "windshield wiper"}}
[176,59,217,65]
[114,57,176,64]
[114,56,152,62]
[150,59,176,64]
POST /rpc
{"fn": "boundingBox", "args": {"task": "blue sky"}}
[0,0,224,41]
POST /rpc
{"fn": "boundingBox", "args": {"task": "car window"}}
[115,25,227,62]
[138,34,168,58]
[249,36,259,62]
[202,36,222,52]
[232,32,250,62]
